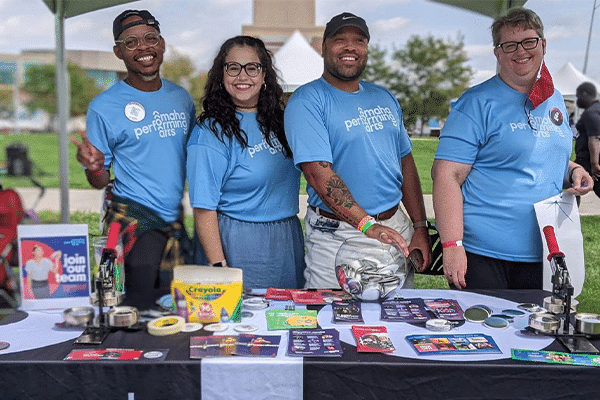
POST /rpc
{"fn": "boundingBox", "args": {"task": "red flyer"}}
[289,289,352,304]
[352,325,395,353]
[265,288,292,300]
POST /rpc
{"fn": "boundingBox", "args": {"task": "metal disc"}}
[483,316,510,329]
[464,306,491,323]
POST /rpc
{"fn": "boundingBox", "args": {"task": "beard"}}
[324,58,366,82]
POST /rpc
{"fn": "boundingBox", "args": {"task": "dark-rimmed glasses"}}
[115,32,161,51]
[224,62,262,77]
[496,37,541,53]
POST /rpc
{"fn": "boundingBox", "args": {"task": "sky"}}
[0,0,599,86]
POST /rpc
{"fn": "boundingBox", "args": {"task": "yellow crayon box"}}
[170,265,243,323]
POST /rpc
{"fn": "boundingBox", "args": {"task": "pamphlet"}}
[289,289,352,304]
[332,300,364,323]
[64,348,169,362]
[287,328,343,357]
[424,298,464,321]
[406,333,501,355]
[190,335,239,358]
[265,309,318,330]
[265,288,292,300]
[352,325,395,353]
[380,298,430,323]
[235,334,281,357]
[511,348,600,367]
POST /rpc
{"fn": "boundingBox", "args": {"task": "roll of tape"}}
[108,306,138,328]
[147,316,185,336]
[575,313,600,335]
[63,307,95,326]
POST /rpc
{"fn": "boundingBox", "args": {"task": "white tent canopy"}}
[274,30,323,93]
[553,61,600,101]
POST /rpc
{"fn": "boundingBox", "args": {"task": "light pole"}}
[583,0,599,74]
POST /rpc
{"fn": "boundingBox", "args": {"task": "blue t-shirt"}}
[435,75,572,262]
[187,111,300,222]
[87,79,196,223]
[284,77,412,215]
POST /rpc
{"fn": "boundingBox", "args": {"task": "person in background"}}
[284,12,431,289]
[575,82,600,198]
[71,10,196,308]
[432,8,593,290]
[24,245,61,299]
[187,36,305,289]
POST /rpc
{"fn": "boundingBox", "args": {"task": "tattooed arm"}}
[300,161,409,256]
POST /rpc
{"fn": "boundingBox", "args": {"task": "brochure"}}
[380,298,430,323]
[352,325,395,353]
[332,300,364,323]
[235,334,281,357]
[287,328,343,357]
[190,335,238,358]
[265,288,292,300]
[424,298,464,321]
[511,349,600,367]
[406,333,501,355]
[64,348,169,362]
[289,289,352,304]
[265,309,318,330]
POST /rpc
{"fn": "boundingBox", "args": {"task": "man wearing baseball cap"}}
[284,12,431,289]
[71,10,196,308]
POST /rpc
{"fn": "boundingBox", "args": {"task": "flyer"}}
[511,349,600,367]
[190,335,238,358]
[380,298,430,323]
[332,300,364,323]
[17,224,91,310]
[64,348,169,362]
[352,325,395,353]
[265,309,318,330]
[236,334,281,357]
[424,298,464,321]
[288,289,352,304]
[406,333,501,355]
[287,328,343,357]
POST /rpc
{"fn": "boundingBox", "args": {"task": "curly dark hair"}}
[199,35,292,157]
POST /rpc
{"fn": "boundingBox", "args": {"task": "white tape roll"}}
[147,316,186,336]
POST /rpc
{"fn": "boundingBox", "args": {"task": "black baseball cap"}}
[323,12,370,41]
[113,10,160,41]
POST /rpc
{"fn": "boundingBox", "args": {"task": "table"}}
[1,289,598,400]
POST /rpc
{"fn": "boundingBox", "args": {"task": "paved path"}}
[13,187,600,218]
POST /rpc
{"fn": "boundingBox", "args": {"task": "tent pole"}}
[55,0,70,223]
[583,0,598,74]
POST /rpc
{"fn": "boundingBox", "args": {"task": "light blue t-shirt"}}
[87,79,196,223]
[187,112,300,222]
[435,75,572,262]
[284,77,412,215]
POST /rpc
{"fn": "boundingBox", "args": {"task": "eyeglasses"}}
[224,62,262,77]
[524,100,537,132]
[496,37,541,53]
[115,32,161,51]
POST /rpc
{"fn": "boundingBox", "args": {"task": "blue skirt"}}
[192,213,306,289]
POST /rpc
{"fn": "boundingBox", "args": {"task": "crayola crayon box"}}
[171,265,243,323]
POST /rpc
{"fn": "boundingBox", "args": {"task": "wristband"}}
[442,240,463,249]
[357,215,372,232]
[90,167,105,177]
[361,217,377,234]
[413,220,428,229]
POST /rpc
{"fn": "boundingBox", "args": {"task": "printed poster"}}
[18,224,91,310]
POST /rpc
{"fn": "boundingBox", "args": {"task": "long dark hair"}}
[199,35,292,157]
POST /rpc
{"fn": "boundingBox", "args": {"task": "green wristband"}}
[361,218,377,234]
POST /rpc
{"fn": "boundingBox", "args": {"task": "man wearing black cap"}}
[284,12,430,289]
[71,10,196,308]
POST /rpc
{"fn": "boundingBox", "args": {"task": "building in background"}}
[242,0,324,55]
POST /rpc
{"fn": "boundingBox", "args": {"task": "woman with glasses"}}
[432,8,593,290]
[186,36,305,289]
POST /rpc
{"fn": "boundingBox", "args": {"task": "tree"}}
[162,55,206,112]
[365,35,472,134]
[392,34,472,133]
[21,62,101,117]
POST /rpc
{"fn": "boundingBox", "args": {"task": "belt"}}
[309,204,399,222]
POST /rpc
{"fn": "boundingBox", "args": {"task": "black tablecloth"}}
[1,289,598,400]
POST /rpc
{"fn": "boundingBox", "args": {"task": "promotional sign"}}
[17,224,91,310]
